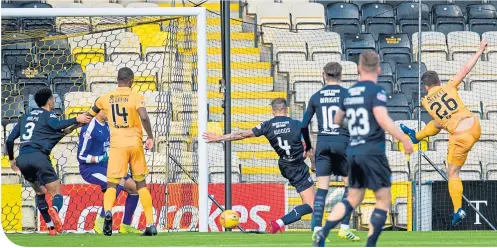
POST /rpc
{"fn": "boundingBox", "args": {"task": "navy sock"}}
[281,204,313,226]
[312,188,328,230]
[366,208,387,247]
[321,199,354,237]
[52,194,63,213]
[341,187,351,226]
[35,195,53,227]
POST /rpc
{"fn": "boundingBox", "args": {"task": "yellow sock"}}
[448,178,463,213]
[138,187,154,225]
[104,187,117,212]
[415,121,442,140]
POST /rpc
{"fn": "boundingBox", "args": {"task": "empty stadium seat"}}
[305,31,342,63]
[487,163,497,180]
[15,68,49,98]
[290,3,326,30]
[361,3,396,40]
[458,90,483,118]
[19,3,55,32]
[396,63,427,103]
[2,95,24,126]
[412,32,448,62]
[34,35,72,73]
[49,63,85,97]
[2,42,33,70]
[397,2,430,40]
[468,4,497,35]
[386,93,411,121]
[378,33,412,74]
[327,3,360,39]
[246,0,274,16]
[343,33,375,65]
[107,32,141,62]
[378,62,394,94]
[256,3,291,31]
[482,31,497,61]
[54,3,91,34]
[64,92,98,119]
[1,64,12,85]
[433,4,465,35]
[90,3,125,31]
[447,31,481,61]
[264,31,307,63]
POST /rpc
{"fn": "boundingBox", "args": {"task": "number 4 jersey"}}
[421,80,473,134]
[88,87,145,148]
[341,81,388,155]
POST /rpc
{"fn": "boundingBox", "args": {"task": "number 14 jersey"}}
[421,80,473,134]
[88,87,145,148]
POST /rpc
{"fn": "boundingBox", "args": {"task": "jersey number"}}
[22,122,36,140]
[346,108,370,136]
[321,106,340,131]
[111,103,129,127]
[429,93,458,119]
[277,137,291,156]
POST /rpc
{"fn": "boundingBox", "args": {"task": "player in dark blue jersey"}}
[6,88,91,236]
[302,62,359,241]
[313,52,413,247]
[203,98,315,234]
[77,111,141,234]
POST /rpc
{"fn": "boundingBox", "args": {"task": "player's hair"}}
[359,51,380,73]
[323,62,342,81]
[34,88,53,107]
[117,67,134,83]
[271,98,287,111]
[421,71,441,87]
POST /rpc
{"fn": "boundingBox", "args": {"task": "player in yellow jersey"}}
[87,67,156,236]
[401,40,487,226]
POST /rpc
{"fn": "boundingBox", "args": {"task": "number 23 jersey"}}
[421,80,473,134]
[88,87,145,148]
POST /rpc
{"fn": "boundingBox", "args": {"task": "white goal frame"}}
[1,7,209,232]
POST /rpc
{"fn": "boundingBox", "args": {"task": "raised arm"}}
[203,130,255,143]
[451,40,488,88]
[373,106,413,154]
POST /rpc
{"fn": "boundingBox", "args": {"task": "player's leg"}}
[272,162,314,234]
[31,183,58,236]
[312,143,331,231]
[119,176,141,234]
[129,146,156,236]
[366,187,391,247]
[36,153,64,234]
[337,176,360,241]
[400,121,441,144]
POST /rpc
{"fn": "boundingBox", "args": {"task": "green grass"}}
[5,231,497,247]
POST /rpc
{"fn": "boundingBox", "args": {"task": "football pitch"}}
[5,231,496,247]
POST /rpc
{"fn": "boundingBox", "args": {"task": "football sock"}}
[312,188,328,229]
[52,194,63,213]
[35,194,53,226]
[123,194,139,225]
[321,199,354,237]
[449,178,463,212]
[415,121,441,140]
[137,188,154,225]
[281,204,313,226]
[366,208,387,247]
[340,187,351,229]
[104,187,117,212]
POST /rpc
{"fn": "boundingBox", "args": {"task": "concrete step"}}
[207,76,273,92]
[207,62,271,77]
[208,91,286,106]
[209,106,272,122]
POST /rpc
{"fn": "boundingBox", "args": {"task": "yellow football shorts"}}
[447,117,481,166]
[107,146,148,181]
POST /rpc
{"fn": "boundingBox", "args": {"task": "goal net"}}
[1,7,209,233]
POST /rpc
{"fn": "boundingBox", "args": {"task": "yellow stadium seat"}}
[132,76,157,92]
[131,24,162,49]
[72,47,105,72]
[64,106,90,119]
[241,166,279,175]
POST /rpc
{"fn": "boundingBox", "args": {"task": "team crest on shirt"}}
[377,91,387,102]
[256,123,262,129]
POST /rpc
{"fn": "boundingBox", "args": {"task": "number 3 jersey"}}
[421,80,473,134]
[340,81,388,155]
[302,84,349,142]
[88,87,145,148]
[252,116,306,162]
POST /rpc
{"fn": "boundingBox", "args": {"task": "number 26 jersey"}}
[421,80,473,134]
[88,87,145,148]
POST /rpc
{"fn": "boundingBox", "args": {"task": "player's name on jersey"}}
[344,97,365,106]
[274,128,290,135]
[109,95,129,104]
[424,88,447,104]
[320,97,340,104]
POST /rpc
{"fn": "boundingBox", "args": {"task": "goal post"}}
[1,7,209,233]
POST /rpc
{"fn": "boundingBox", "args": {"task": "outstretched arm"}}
[203,130,255,143]
[63,123,85,135]
[451,40,488,88]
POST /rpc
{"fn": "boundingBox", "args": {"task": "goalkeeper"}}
[401,40,487,226]
[77,111,141,234]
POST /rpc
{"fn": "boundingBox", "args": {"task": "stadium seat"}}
[256,3,291,31]
[393,197,408,228]
[412,32,448,62]
[107,32,141,62]
[90,3,125,31]
[378,62,394,94]
[386,93,411,121]
[361,3,396,40]
[264,31,307,63]
[19,3,55,32]
[378,33,412,74]
[293,81,323,104]
[397,2,430,41]
[396,63,427,103]
[2,42,33,70]
[327,3,360,39]
[447,31,481,61]
[64,92,98,119]
[15,68,49,98]
[290,3,326,30]
[423,60,465,89]
[34,34,72,73]
[432,4,465,35]
[2,95,24,126]
[68,33,108,72]
[343,33,376,65]
[487,163,497,180]
[49,63,85,97]
[482,31,497,61]
[458,90,483,118]
[305,31,342,63]
[245,0,274,16]
[1,64,12,85]
[54,3,91,34]
[467,4,497,35]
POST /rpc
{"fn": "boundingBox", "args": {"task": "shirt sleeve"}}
[251,121,268,137]
[372,87,388,107]
[300,122,312,151]
[6,122,21,160]
[447,78,462,90]
[77,124,95,164]
[47,112,77,130]
[88,97,104,117]
[135,93,146,109]
[301,97,315,127]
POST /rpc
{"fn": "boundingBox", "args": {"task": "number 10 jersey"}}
[88,87,145,148]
